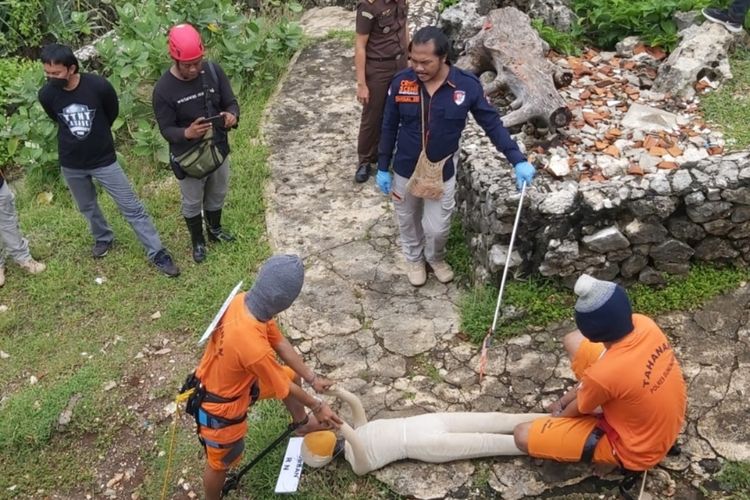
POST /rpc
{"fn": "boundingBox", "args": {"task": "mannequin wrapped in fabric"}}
[301,388,545,474]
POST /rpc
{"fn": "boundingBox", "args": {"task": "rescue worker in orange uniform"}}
[190,254,342,500]
[354,0,409,183]
[513,274,687,478]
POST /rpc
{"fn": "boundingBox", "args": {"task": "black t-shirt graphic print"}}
[39,73,119,170]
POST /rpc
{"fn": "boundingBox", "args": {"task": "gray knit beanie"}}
[244,254,304,322]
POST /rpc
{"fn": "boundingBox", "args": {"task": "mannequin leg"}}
[409,432,525,462]
[435,412,547,434]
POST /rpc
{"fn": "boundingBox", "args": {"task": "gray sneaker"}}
[92,240,113,258]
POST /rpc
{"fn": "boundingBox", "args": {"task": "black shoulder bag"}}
[171,62,226,179]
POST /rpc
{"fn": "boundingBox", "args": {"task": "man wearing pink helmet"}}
[153,24,240,264]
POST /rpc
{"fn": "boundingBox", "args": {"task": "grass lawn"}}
[701,48,750,150]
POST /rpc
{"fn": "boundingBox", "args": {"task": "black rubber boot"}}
[205,209,235,243]
[184,215,207,263]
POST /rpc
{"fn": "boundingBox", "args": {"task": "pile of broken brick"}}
[530,43,727,182]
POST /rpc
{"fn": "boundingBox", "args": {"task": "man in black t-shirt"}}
[38,44,179,276]
[152,24,240,264]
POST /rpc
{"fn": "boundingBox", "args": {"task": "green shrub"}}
[571,0,712,50]
[531,18,582,56]
[0,0,45,56]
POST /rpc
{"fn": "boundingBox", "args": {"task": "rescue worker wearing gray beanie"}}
[244,254,305,322]
[193,253,343,500]
[513,274,686,479]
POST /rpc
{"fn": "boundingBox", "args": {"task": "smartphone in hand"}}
[199,114,224,127]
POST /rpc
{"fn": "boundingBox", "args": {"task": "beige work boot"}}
[0,265,5,287]
[18,258,46,274]
[405,260,427,287]
[429,260,454,283]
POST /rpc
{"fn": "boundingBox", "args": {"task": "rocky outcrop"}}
[653,21,739,100]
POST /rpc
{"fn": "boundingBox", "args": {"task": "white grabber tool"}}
[478,182,527,382]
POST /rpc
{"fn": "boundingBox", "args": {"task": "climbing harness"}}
[478,182,527,381]
[161,372,290,500]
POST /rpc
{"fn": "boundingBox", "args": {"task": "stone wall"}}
[455,126,750,286]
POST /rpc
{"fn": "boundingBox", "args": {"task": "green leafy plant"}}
[571,0,712,50]
[438,0,460,13]
[0,0,45,56]
[531,18,582,56]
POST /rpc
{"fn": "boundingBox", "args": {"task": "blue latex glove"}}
[513,161,535,191]
[376,170,392,195]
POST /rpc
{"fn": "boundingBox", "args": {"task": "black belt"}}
[581,426,605,462]
[367,53,403,62]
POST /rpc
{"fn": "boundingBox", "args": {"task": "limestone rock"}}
[621,103,684,133]
[628,196,678,218]
[625,220,668,244]
[299,7,356,38]
[621,254,649,278]
[639,266,666,285]
[686,201,733,223]
[373,315,437,357]
[582,226,630,253]
[695,237,739,260]
[650,239,695,263]
[546,154,572,178]
[438,0,484,56]
[489,244,523,272]
[616,36,642,57]
[374,461,474,499]
[671,169,693,193]
[668,217,706,241]
[538,188,576,214]
[653,22,736,99]
[722,187,750,205]
[732,206,750,223]
[703,219,733,236]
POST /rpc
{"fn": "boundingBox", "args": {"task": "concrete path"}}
[262,5,749,498]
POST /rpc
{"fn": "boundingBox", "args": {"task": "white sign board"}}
[274,437,304,494]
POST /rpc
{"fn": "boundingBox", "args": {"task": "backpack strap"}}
[207,61,220,88]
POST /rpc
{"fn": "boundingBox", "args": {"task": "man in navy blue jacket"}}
[376,26,535,286]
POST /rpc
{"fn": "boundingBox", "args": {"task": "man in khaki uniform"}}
[354,0,409,183]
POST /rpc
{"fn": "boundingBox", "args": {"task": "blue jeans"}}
[61,162,163,259]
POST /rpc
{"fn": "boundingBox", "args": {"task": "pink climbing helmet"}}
[168,24,204,61]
